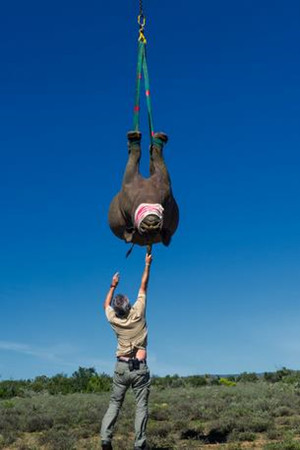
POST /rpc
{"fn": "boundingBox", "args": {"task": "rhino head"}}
[124,203,165,244]
[138,213,163,235]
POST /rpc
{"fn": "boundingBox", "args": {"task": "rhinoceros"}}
[108,131,179,247]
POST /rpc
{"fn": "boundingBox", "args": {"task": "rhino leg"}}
[122,132,142,185]
[149,133,180,246]
[149,133,171,186]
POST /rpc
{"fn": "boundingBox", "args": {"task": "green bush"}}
[229,430,257,442]
[219,377,237,387]
[0,380,27,399]
[273,405,295,417]
[0,430,19,448]
[266,428,284,440]
[71,367,97,392]
[26,413,54,432]
[39,425,76,450]
[264,440,300,450]
[185,375,208,387]
[264,367,296,384]
[236,372,259,383]
[86,374,111,393]
[31,375,50,393]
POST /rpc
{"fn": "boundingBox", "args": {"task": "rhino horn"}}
[124,229,134,243]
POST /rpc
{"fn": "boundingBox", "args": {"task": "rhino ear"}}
[124,229,134,243]
[161,229,172,246]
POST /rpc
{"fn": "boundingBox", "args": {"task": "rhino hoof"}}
[153,132,168,144]
[127,131,142,142]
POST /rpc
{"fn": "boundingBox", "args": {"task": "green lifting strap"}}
[133,41,154,144]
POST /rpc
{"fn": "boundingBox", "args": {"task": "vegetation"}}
[0,368,111,399]
[1,367,300,449]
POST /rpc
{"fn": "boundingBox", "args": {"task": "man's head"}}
[112,294,131,318]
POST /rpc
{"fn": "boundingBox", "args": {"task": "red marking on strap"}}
[151,131,155,136]
[138,74,142,79]
[145,90,150,96]
[134,106,140,112]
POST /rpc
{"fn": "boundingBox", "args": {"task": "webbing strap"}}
[133,42,144,133]
[143,45,154,142]
[133,41,154,144]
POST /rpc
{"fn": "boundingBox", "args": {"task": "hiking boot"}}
[101,441,113,450]
[127,131,142,142]
[153,131,168,144]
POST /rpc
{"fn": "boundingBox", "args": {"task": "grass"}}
[1,381,300,449]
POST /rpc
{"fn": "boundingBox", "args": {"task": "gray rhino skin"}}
[108,133,179,247]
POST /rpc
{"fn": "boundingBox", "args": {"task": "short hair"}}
[112,294,131,318]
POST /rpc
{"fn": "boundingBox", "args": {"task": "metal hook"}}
[138,14,146,28]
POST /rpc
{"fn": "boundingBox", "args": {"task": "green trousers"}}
[101,361,150,448]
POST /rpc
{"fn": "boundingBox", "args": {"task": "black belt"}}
[117,357,146,364]
[117,357,147,371]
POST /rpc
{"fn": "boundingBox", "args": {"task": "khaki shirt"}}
[105,293,147,357]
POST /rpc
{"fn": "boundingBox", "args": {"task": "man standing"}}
[101,253,152,450]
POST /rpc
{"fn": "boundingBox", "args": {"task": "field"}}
[1,371,300,449]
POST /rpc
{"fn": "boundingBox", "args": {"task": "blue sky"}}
[1,0,300,379]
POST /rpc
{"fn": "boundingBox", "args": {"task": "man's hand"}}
[145,253,152,266]
[139,253,152,294]
[103,272,119,310]
[111,272,120,288]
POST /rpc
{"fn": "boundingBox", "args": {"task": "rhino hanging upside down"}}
[108,131,179,247]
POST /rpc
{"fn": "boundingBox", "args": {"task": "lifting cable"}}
[133,0,154,145]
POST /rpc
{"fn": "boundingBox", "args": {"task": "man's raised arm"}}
[139,253,152,295]
[103,272,119,310]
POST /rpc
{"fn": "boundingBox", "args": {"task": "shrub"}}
[264,440,300,450]
[273,406,295,417]
[0,380,27,399]
[0,431,19,448]
[148,434,176,449]
[241,415,272,433]
[282,372,300,385]
[236,372,259,383]
[229,430,257,442]
[266,428,284,440]
[219,377,237,387]
[151,374,185,389]
[0,408,22,432]
[86,374,111,393]
[226,445,243,450]
[31,375,50,393]
[26,413,54,432]
[264,367,294,383]
[150,404,169,421]
[48,374,73,395]
[71,367,97,393]
[149,422,173,438]
[185,375,208,387]
[39,426,76,450]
